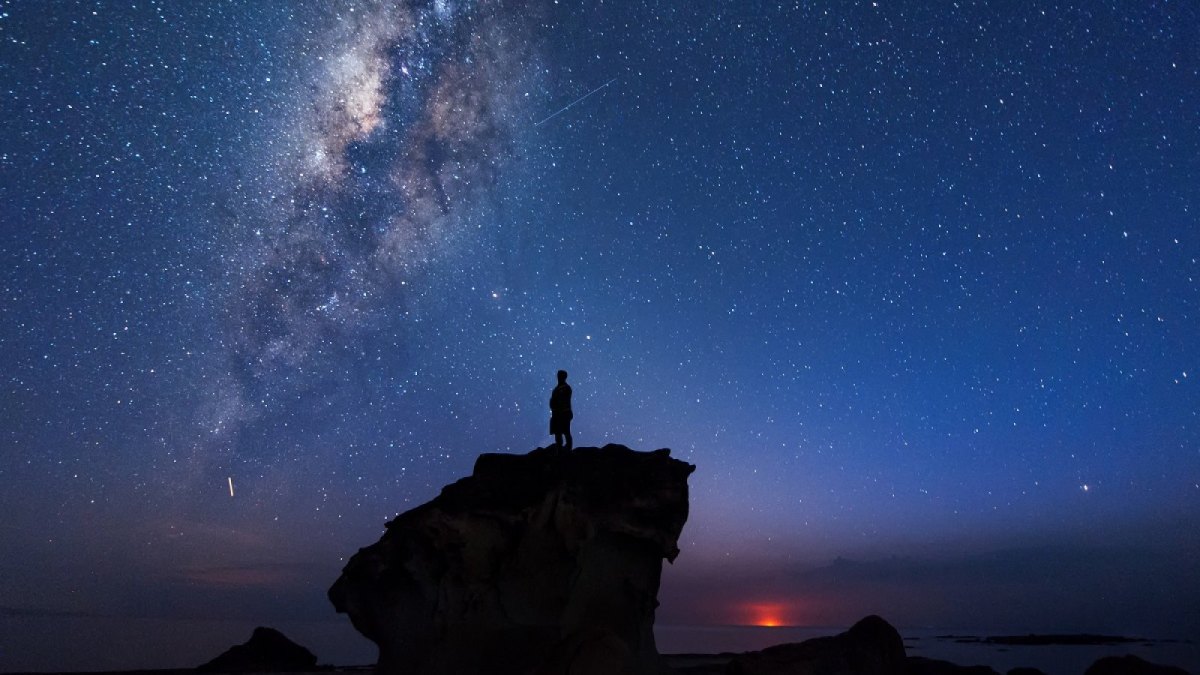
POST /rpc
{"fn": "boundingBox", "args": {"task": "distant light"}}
[744,601,791,628]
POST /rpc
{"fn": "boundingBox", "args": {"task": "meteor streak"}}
[534,77,618,126]
[228,477,234,497]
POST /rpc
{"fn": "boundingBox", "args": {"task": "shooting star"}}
[534,77,618,127]
[228,476,234,497]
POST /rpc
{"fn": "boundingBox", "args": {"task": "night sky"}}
[2,0,1199,671]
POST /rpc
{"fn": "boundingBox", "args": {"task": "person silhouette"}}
[549,370,573,450]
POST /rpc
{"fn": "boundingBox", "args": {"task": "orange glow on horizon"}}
[743,601,793,628]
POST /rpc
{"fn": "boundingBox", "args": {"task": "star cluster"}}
[1,0,1198,670]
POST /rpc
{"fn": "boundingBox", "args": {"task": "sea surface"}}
[1,616,1196,674]
[656,624,1199,675]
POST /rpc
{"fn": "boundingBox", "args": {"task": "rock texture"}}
[329,444,695,675]
[726,615,907,675]
[197,626,317,672]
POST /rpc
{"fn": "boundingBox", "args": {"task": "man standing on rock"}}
[549,370,573,450]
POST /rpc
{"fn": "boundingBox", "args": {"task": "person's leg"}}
[565,426,572,450]
[554,432,563,447]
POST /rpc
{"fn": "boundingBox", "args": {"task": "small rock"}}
[727,615,907,675]
[197,626,318,673]
[908,656,999,675]
[1084,655,1189,675]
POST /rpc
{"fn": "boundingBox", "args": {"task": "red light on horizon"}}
[742,601,793,628]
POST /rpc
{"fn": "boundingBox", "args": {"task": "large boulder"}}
[329,444,695,675]
[726,615,907,675]
[197,626,317,672]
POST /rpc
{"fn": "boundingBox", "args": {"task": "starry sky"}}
[2,0,1199,670]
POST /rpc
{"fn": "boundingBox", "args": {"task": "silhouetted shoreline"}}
[4,633,1196,675]
[942,634,1173,647]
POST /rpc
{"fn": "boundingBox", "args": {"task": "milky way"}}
[208,0,542,443]
[3,1,1198,670]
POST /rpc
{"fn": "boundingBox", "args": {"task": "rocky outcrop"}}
[727,615,907,675]
[329,444,695,675]
[197,626,317,672]
[907,656,1000,675]
[1083,655,1189,675]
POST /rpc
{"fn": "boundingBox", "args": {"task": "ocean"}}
[655,624,1199,675]
[1,616,1195,674]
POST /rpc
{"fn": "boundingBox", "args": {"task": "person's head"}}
[557,370,568,383]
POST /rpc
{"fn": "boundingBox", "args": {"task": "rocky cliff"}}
[329,444,695,675]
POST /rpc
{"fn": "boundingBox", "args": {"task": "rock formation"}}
[1005,669,1048,675]
[329,444,695,675]
[197,626,318,672]
[907,656,1000,675]
[725,615,907,675]
[1083,655,1190,675]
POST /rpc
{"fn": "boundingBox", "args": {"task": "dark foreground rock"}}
[1084,655,1190,675]
[197,626,317,672]
[907,656,1000,675]
[726,615,907,675]
[1006,668,1048,675]
[329,444,695,675]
